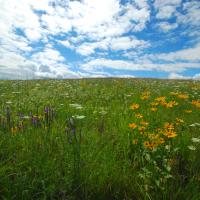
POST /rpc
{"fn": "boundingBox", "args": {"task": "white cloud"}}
[193,73,200,80]
[82,58,200,73]
[168,72,200,80]
[157,22,178,32]
[74,36,149,56]
[110,36,149,50]
[154,0,181,19]
[168,73,191,80]
[147,43,200,62]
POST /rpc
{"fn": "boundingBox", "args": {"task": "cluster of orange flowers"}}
[154,96,179,108]
[128,91,187,150]
[191,100,200,109]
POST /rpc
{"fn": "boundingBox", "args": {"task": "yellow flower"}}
[132,139,138,145]
[135,113,143,119]
[140,95,149,100]
[164,122,174,130]
[164,101,178,108]
[191,100,200,108]
[151,107,158,112]
[150,102,159,106]
[140,120,149,126]
[130,103,139,110]
[170,91,179,96]
[140,92,150,100]
[148,133,159,139]
[158,137,165,144]
[155,96,166,102]
[177,94,189,99]
[176,118,184,124]
[129,123,137,129]
[164,130,177,138]
[143,141,151,148]
[138,126,146,132]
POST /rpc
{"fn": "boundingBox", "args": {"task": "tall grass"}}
[0,78,200,199]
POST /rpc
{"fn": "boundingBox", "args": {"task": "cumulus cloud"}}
[146,43,200,62]
[82,58,200,73]
[0,0,199,79]
[168,72,200,80]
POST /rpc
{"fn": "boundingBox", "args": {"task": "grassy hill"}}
[0,78,200,199]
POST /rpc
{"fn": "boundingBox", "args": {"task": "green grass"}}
[0,78,200,199]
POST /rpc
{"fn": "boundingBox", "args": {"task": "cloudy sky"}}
[0,0,200,79]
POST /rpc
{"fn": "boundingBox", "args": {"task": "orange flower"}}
[129,123,137,129]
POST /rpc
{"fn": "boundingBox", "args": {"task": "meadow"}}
[0,78,200,200]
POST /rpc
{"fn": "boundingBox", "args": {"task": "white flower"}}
[22,116,30,119]
[189,123,200,127]
[191,138,200,143]
[188,145,196,151]
[69,104,83,109]
[72,115,86,119]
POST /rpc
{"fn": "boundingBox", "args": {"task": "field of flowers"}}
[0,78,200,199]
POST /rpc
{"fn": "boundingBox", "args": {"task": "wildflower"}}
[188,145,196,151]
[72,115,86,119]
[191,100,200,108]
[155,96,166,102]
[140,121,149,126]
[130,103,139,110]
[69,103,83,109]
[132,139,138,145]
[189,123,200,127]
[191,138,200,143]
[170,92,179,96]
[138,126,146,132]
[164,101,178,108]
[140,95,149,100]
[135,113,143,119]
[151,107,158,112]
[150,102,159,106]
[158,137,165,144]
[177,94,189,99]
[176,118,184,125]
[148,133,159,139]
[164,130,177,138]
[143,141,151,148]
[164,123,174,130]
[129,123,137,129]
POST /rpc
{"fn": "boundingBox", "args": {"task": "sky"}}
[0,0,200,80]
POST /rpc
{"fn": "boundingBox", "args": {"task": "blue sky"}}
[0,0,200,79]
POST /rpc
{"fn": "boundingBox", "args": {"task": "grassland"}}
[0,78,200,200]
